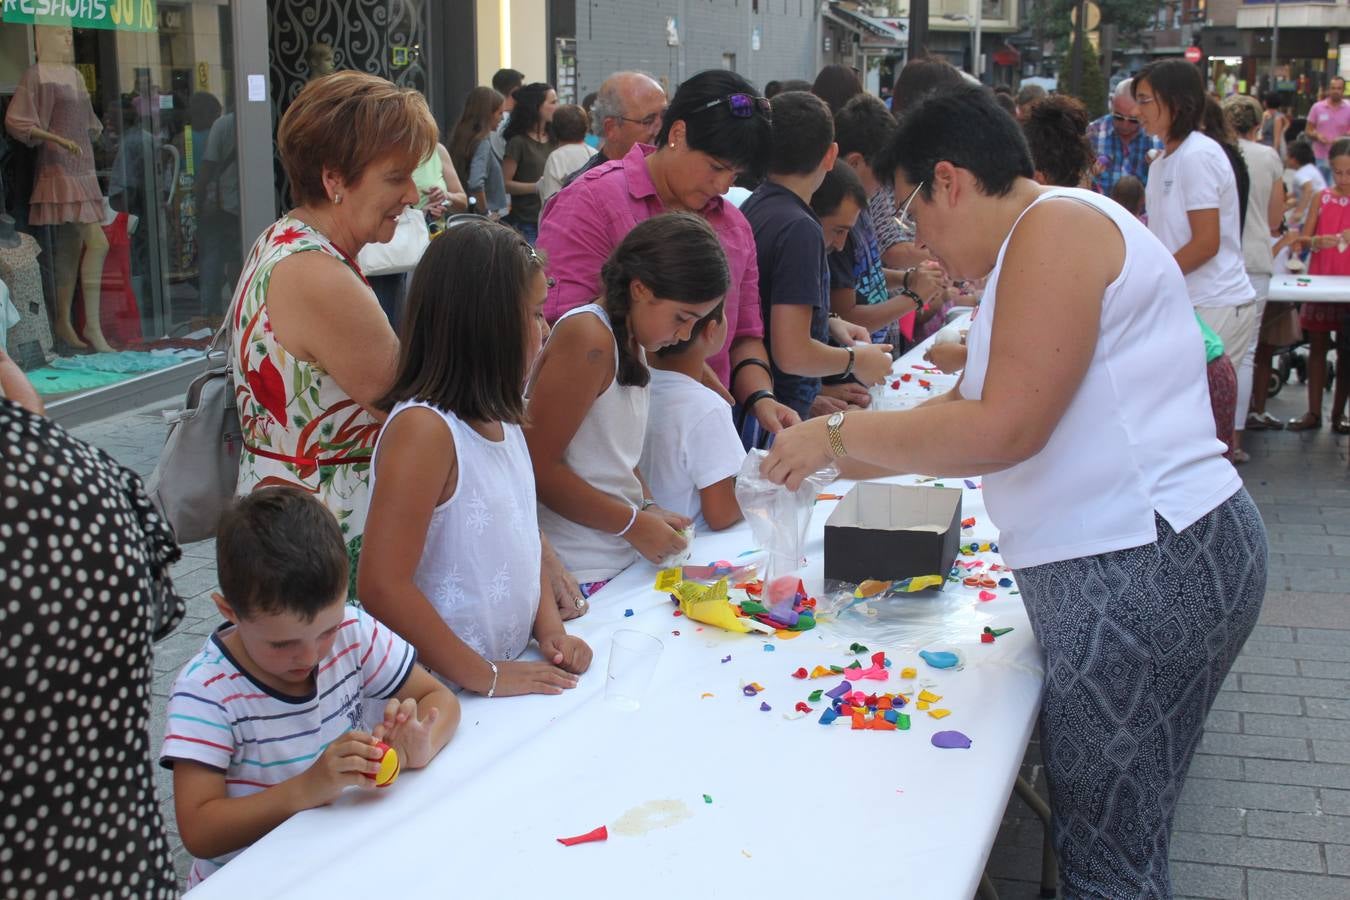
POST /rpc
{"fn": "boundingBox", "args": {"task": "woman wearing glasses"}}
[537,69,799,441]
[762,85,1266,899]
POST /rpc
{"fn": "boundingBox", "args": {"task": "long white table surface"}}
[187,313,1046,900]
[1267,273,1350,303]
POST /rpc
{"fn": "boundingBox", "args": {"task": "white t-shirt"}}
[1238,139,1284,276]
[1145,131,1256,308]
[1291,163,1328,228]
[539,142,595,203]
[638,368,746,530]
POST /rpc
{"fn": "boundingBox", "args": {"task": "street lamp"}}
[943,4,983,81]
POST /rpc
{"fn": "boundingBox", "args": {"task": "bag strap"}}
[205,306,233,374]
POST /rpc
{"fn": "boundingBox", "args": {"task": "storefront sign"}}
[2,0,158,33]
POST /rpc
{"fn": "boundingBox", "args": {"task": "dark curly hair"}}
[601,213,729,387]
[1021,95,1094,188]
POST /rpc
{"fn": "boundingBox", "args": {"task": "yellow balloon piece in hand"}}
[675,578,751,634]
[367,741,400,788]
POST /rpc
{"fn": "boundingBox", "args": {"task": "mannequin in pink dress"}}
[3,26,113,353]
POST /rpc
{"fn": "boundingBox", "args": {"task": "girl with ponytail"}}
[525,212,730,596]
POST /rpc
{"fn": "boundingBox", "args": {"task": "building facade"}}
[1,0,825,424]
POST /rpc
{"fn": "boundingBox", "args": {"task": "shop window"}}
[0,4,240,399]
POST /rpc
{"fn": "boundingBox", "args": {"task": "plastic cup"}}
[605,630,664,711]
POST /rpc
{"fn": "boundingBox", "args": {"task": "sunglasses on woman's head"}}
[692,93,772,120]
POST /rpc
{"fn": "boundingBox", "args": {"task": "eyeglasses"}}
[618,108,666,128]
[896,180,924,235]
[1111,112,1141,124]
[692,93,772,120]
[1135,95,1156,106]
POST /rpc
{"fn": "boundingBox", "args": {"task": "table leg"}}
[1014,775,1058,898]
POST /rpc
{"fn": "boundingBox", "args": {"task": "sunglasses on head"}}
[692,93,772,120]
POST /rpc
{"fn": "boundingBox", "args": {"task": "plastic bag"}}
[734,449,837,586]
[814,581,995,648]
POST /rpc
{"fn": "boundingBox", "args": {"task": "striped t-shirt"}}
[159,606,415,887]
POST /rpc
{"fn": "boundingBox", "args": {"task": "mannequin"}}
[0,215,19,249]
[0,224,53,369]
[4,25,113,353]
[72,199,141,347]
[306,43,336,79]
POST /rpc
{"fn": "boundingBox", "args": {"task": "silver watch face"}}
[828,411,845,427]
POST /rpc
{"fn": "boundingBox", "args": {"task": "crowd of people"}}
[2,54,1285,899]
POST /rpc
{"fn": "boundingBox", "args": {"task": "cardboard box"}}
[823,483,962,586]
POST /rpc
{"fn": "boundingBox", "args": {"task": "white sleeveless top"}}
[959,187,1242,569]
[371,400,541,673]
[532,304,647,582]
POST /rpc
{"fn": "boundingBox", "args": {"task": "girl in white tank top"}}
[358,221,592,699]
[524,213,733,593]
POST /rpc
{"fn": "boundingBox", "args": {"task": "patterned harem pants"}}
[1014,489,1267,898]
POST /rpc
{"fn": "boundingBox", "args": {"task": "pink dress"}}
[1303,188,1350,332]
[3,64,103,226]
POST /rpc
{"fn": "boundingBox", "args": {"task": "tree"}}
[1031,0,1156,51]
[1059,38,1107,118]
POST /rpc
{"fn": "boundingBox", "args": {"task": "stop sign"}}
[1185,46,1203,64]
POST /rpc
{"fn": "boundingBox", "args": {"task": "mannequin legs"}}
[51,221,113,353]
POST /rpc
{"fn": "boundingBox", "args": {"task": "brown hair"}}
[380,218,544,424]
[217,488,350,621]
[552,103,590,143]
[278,70,438,206]
[1021,95,1094,188]
[1133,60,1205,144]
[601,212,730,388]
[449,86,505,186]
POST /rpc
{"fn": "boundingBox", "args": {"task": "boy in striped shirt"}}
[160,488,460,887]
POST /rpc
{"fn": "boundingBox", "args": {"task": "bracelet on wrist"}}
[640,498,657,511]
[840,345,856,379]
[903,268,915,291]
[485,659,500,698]
[901,287,924,310]
[616,504,639,537]
[743,389,775,411]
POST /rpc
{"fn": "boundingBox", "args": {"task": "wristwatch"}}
[826,411,848,458]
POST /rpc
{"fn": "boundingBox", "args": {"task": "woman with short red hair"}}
[230,70,437,590]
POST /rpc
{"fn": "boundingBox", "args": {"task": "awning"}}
[992,44,1021,67]
[823,1,908,50]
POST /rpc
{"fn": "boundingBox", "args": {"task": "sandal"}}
[1245,412,1271,431]
[1257,412,1285,431]
[1334,417,1350,435]
[1288,413,1323,431]
[1229,448,1251,464]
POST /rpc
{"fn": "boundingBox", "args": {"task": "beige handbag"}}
[1260,301,1302,348]
[144,321,243,543]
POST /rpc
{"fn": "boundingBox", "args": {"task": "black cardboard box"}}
[823,483,963,586]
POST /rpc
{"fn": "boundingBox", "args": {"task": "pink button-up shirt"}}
[537,143,764,387]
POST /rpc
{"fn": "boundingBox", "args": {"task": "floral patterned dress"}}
[230,216,380,580]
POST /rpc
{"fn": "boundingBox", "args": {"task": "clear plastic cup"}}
[605,630,664,711]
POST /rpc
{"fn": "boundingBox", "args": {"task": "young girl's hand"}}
[624,510,689,564]
[299,731,383,806]
[373,697,442,770]
[538,632,593,674]
[492,660,579,696]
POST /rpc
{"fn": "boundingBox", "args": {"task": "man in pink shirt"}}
[538,76,798,439]
[1305,76,1350,180]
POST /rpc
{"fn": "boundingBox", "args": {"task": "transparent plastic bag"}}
[734,449,837,586]
[814,579,995,648]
